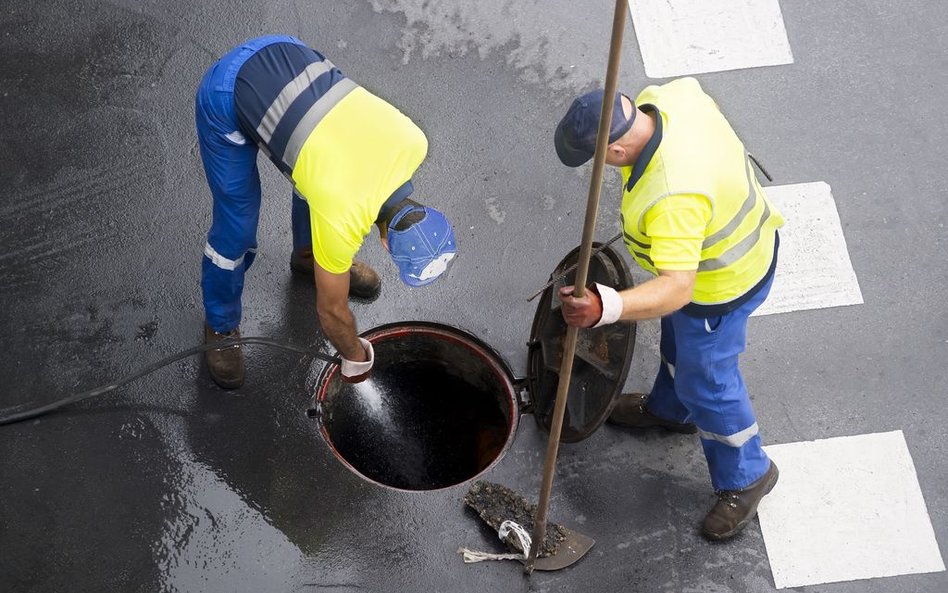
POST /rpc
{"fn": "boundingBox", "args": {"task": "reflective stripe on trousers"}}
[204,243,257,271]
[644,270,775,491]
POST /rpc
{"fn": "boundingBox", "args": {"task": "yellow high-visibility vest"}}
[621,77,784,306]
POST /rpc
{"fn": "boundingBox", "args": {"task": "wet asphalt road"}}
[1,1,947,592]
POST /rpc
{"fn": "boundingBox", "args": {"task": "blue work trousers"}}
[195,35,313,333]
[645,273,775,491]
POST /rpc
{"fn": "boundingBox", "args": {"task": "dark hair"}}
[393,209,426,231]
[381,199,426,231]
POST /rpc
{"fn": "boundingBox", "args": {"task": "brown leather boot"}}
[205,324,245,389]
[290,247,315,276]
[607,393,698,434]
[701,461,779,540]
[290,249,381,301]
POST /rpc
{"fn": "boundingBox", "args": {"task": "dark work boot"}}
[290,247,315,276]
[205,324,245,389]
[701,461,779,541]
[607,393,698,434]
[290,249,381,301]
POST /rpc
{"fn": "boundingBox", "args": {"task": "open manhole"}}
[312,244,636,491]
[315,324,518,491]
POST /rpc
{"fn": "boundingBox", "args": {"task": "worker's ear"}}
[606,143,626,164]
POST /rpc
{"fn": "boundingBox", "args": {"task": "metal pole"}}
[525,0,628,574]
[526,232,623,302]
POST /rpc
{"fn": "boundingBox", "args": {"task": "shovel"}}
[462,480,595,571]
[523,0,629,574]
[457,0,626,573]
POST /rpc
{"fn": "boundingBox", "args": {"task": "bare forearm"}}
[616,274,693,321]
[317,305,365,361]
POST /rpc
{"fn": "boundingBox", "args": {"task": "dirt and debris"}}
[463,480,568,557]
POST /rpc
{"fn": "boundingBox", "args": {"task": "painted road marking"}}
[758,431,945,589]
[628,0,794,78]
[753,181,863,317]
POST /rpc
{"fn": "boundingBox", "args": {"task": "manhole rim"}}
[314,321,522,493]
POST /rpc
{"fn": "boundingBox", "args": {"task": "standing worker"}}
[196,35,456,388]
[553,77,783,540]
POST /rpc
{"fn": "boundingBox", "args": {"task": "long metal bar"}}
[525,0,628,573]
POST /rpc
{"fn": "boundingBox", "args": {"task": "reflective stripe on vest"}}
[697,159,769,272]
[627,156,776,293]
[623,230,654,266]
[252,60,358,170]
[255,59,336,144]
[283,79,358,168]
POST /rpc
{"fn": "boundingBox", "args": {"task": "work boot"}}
[290,248,381,301]
[607,393,698,434]
[205,324,245,389]
[701,461,779,541]
[290,247,315,276]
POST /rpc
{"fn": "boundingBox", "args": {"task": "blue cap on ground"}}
[554,89,635,167]
[387,206,457,287]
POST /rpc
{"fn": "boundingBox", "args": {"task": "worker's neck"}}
[621,110,656,167]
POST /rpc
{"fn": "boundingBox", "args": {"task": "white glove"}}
[592,283,623,327]
[341,338,374,383]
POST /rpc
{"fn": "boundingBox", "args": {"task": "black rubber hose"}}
[0,337,341,426]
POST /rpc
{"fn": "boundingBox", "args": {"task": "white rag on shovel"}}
[458,520,533,563]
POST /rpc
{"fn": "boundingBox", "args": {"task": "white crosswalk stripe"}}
[759,432,945,588]
[752,182,863,316]
[628,0,794,77]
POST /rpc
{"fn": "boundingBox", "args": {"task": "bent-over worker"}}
[196,35,456,388]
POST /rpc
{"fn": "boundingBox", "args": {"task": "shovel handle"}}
[525,0,628,573]
[525,233,623,302]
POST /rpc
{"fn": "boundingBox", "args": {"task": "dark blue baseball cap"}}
[554,89,635,167]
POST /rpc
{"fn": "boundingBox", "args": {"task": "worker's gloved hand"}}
[559,283,623,328]
[341,337,374,383]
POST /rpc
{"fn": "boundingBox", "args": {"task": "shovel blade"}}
[525,526,595,571]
